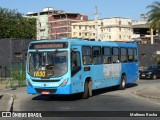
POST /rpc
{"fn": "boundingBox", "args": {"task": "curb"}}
[132,91,160,100]
[6,94,14,112]
[0,88,16,92]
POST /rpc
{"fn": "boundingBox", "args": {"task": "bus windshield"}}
[28,51,68,78]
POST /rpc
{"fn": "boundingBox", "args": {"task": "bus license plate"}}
[42,91,50,95]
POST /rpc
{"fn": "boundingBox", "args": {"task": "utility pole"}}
[151,28,154,44]
[95,6,99,41]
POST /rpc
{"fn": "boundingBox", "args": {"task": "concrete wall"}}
[0,39,33,67]
[138,44,160,67]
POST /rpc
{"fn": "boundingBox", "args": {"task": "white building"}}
[72,17,133,42]
[27,7,54,40]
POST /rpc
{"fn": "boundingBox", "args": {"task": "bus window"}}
[112,47,120,63]
[120,48,127,63]
[102,47,112,64]
[71,51,81,76]
[92,47,102,64]
[82,46,92,65]
[134,48,137,62]
[128,48,134,62]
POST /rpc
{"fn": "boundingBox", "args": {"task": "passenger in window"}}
[83,56,86,64]
[108,57,111,63]
[117,57,120,63]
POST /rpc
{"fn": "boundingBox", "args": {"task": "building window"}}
[101,22,103,26]
[79,33,81,36]
[79,26,81,29]
[109,36,111,39]
[119,35,121,39]
[85,33,87,36]
[129,35,131,39]
[85,26,87,30]
[128,22,131,25]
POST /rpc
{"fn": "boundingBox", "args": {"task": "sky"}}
[0,0,156,20]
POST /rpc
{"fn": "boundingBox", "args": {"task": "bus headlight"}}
[60,78,69,87]
[26,79,32,87]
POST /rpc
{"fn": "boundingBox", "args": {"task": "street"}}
[13,79,160,113]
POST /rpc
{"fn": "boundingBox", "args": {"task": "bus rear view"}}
[26,40,71,95]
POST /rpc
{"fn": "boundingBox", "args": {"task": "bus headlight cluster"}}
[26,79,33,87]
[60,78,69,87]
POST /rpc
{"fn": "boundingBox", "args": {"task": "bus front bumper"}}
[27,85,71,95]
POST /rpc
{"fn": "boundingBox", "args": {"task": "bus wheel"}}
[82,81,89,99]
[88,80,92,97]
[119,75,126,90]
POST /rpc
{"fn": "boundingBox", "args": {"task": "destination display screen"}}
[30,42,68,49]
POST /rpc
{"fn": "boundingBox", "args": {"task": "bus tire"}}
[82,81,89,99]
[119,75,126,90]
[88,80,92,97]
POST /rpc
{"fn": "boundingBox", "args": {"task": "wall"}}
[138,44,160,67]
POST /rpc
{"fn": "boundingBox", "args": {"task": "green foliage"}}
[147,1,160,39]
[12,71,26,80]
[0,7,36,39]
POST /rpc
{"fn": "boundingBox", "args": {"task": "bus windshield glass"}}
[28,51,68,78]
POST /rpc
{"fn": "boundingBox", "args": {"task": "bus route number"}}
[34,71,45,77]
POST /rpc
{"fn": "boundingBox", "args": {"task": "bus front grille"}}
[32,79,60,82]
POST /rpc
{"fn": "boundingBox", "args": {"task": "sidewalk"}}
[0,84,160,111]
[0,87,20,112]
[132,84,160,100]
[0,88,15,111]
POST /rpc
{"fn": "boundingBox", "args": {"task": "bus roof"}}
[30,38,137,48]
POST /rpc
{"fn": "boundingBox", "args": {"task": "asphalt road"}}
[7,79,159,120]
[13,79,160,113]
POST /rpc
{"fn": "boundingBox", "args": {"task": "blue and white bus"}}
[26,39,138,98]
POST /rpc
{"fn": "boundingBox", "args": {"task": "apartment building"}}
[27,8,53,40]
[72,17,133,41]
[48,11,88,39]
[27,7,88,40]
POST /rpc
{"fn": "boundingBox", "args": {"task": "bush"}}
[12,71,26,80]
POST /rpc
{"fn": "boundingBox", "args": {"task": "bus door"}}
[71,47,83,93]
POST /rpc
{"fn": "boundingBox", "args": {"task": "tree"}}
[147,1,160,40]
[0,7,36,39]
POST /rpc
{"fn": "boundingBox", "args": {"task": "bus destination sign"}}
[30,42,68,49]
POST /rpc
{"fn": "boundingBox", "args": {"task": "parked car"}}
[139,65,160,80]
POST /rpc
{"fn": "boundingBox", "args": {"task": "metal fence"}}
[0,62,26,89]
[0,39,33,90]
